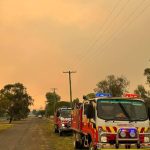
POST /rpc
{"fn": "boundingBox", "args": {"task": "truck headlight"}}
[130,131,136,138]
[101,136,107,142]
[120,131,126,138]
[144,137,150,143]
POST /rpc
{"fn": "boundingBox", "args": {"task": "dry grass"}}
[42,119,74,150]
[0,123,13,132]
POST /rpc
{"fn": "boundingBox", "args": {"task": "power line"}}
[63,71,76,108]
[74,0,149,68]
[72,0,130,69]
[87,0,149,65]
[70,0,122,67]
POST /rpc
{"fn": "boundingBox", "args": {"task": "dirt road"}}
[0,117,51,150]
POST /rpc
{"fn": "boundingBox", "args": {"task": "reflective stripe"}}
[144,127,149,132]
[100,126,147,133]
[109,126,115,133]
[102,126,107,132]
[138,127,142,133]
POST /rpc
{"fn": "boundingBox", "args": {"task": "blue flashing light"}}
[129,129,136,133]
[96,93,112,98]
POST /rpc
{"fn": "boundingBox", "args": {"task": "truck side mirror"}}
[83,95,87,100]
[86,104,94,119]
[148,107,150,120]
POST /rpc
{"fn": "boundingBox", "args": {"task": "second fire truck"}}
[71,93,150,149]
[54,107,72,136]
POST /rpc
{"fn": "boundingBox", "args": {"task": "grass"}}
[42,119,74,150]
[0,122,13,132]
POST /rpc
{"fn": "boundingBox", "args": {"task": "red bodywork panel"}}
[71,108,82,131]
[71,107,98,143]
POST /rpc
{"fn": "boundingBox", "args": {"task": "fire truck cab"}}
[71,93,150,149]
[54,107,72,136]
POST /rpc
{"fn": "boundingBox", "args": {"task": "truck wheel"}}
[74,140,81,149]
[54,126,58,133]
[89,142,97,150]
[73,133,82,149]
[115,144,119,149]
[59,130,63,136]
[137,143,141,149]
[125,145,131,149]
[54,128,57,133]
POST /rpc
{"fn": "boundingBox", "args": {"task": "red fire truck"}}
[71,93,150,149]
[54,107,72,136]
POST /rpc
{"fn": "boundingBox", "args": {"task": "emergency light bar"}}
[123,93,139,98]
[96,93,112,98]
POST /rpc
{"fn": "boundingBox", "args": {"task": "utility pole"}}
[63,71,76,108]
[51,88,57,115]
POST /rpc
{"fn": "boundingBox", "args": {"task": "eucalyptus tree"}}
[0,83,34,123]
[95,75,129,97]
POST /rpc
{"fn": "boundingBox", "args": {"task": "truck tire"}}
[125,145,131,149]
[115,144,119,149]
[137,143,141,149]
[54,128,57,133]
[73,133,82,149]
[74,140,81,149]
[59,130,63,136]
[54,125,58,133]
[89,142,97,150]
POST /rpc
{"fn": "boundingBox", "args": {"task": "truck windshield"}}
[97,99,148,121]
[60,110,71,118]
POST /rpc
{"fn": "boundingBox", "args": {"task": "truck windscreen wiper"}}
[118,103,132,122]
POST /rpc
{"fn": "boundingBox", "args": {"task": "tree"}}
[95,75,129,97]
[73,98,80,107]
[134,85,150,107]
[36,110,45,117]
[45,103,53,117]
[32,109,37,116]
[45,92,61,117]
[134,85,150,99]
[45,92,60,103]
[144,68,150,86]
[0,83,34,123]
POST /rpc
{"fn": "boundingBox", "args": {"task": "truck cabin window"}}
[60,109,71,118]
[97,99,148,121]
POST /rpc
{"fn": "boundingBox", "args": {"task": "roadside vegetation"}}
[42,118,74,150]
[0,83,34,124]
[0,121,13,132]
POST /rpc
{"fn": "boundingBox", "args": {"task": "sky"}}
[0,0,150,109]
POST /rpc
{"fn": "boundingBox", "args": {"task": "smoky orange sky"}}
[0,0,150,110]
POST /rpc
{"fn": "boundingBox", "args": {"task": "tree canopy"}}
[72,98,80,107]
[95,75,129,97]
[0,83,34,123]
[134,85,150,99]
[46,92,60,103]
[45,92,61,116]
[144,68,150,86]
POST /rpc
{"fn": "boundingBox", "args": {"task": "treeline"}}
[0,67,149,120]
[0,83,34,123]
[45,67,150,116]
